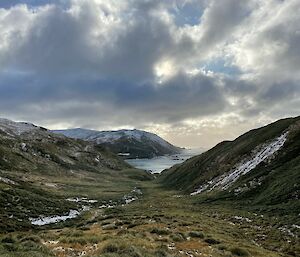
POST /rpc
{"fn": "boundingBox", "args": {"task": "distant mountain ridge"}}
[53,128,182,159]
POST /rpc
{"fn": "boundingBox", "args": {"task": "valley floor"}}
[0,180,299,257]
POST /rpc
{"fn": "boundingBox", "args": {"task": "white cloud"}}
[228,0,300,80]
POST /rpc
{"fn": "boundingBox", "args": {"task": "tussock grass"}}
[188,231,205,238]
[230,247,250,256]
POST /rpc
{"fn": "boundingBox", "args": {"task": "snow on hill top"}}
[0,118,42,135]
[54,128,98,140]
[92,129,171,147]
[54,128,173,148]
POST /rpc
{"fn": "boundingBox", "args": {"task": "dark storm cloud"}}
[0,69,227,125]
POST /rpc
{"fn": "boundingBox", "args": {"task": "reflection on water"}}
[125,148,203,174]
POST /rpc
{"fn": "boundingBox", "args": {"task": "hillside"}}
[53,128,182,158]
[0,118,152,231]
[160,116,300,213]
[0,117,299,257]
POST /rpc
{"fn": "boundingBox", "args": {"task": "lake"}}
[125,148,203,174]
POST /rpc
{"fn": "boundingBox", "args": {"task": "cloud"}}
[0,0,299,148]
[0,69,228,125]
[229,0,300,80]
[199,0,252,50]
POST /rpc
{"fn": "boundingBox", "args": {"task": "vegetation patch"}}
[230,247,250,256]
[204,237,221,245]
[150,228,170,235]
[188,231,205,238]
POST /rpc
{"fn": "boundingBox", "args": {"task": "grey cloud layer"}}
[0,0,299,141]
[0,71,227,124]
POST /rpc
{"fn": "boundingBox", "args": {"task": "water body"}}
[126,148,203,174]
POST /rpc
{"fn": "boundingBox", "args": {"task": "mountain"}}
[53,128,182,158]
[0,118,129,172]
[160,116,300,213]
[0,118,152,231]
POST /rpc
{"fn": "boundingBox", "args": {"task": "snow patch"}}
[29,210,80,226]
[233,216,252,223]
[99,187,142,209]
[191,132,288,195]
[122,187,143,204]
[278,226,296,237]
[123,197,137,204]
[118,153,130,156]
[132,187,143,195]
[66,197,98,203]
[99,204,115,209]
[20,143,27,151]
[0,118,41,135]
[0,176,17,185]
[44,183,58,188]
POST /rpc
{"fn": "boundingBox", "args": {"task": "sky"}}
[0,0,299,148]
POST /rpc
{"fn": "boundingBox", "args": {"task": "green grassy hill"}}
[160,116,300,214]
[0,119,152,232]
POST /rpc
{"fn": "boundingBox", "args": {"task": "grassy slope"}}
[159,117,300,209]
[0,128,152,232]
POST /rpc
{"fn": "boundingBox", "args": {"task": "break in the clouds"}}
[0,0,299,148]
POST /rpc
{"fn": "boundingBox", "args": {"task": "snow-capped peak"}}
[91,129,171,147]
[54,128,172,147]
[53,128,181,158]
